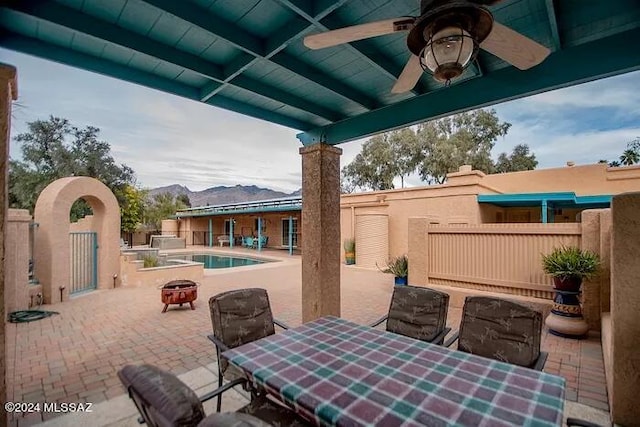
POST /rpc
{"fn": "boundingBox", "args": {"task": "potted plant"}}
[541,245,600,291]
[343,238,356,265]
[378,254,409,285]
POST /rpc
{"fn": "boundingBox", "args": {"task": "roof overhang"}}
[478,192,612,209]
[2,0,638,144]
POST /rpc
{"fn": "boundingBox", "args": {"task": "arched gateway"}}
[34,177,120,304]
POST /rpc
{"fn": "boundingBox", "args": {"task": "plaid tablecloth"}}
[223,316,565,427]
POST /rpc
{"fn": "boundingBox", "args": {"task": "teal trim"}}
[0,32,314,130]
[257,217,262,251]
[288,216,294,256]
[9,1,342,123]
[144,0,366,112]
[297,27,640,145]
[208,218,213,247]
[230,219,234,249]
[177,197,302,218]
[478,192,613,210]
[270,54,378,110]
[178,205,301,218]
[545,0,561,50]
[542,199,548,224]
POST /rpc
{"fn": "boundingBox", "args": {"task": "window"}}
[281,218,298,247]
[254,218,266,234]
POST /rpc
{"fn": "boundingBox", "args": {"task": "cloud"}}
[5,47,640,196]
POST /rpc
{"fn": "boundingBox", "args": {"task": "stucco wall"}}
[482,163,640,195]
[340,164,640,260]
[119,253,203,287]
[33,177,121,303]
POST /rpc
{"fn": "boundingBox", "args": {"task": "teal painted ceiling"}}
[1,0,639,145]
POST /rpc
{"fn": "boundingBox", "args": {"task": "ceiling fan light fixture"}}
[420,26,478,83]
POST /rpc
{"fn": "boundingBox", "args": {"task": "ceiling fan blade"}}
[391,55,423,94]
[304,17,414,50]
[480,22,551,70]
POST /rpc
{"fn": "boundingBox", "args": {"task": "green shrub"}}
[143,254,159,268]
[378,254,408,277]
[542,246,600,280]
[343,238,355,252]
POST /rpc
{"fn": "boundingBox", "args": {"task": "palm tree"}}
[619,149,640,166]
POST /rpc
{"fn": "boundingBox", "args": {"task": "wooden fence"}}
[425,223,582,299]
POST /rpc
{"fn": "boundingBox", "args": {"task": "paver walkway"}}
[5,249,609,426]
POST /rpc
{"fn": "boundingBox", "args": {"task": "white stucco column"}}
[0,63,18,427]
[299,143,342,322]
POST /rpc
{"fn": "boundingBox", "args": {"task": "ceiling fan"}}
[303,0,550,93]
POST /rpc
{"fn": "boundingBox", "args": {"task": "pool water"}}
[168,253,270,269]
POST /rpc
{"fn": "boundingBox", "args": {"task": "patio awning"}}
[478,192,612,222]
[1,1,639,145]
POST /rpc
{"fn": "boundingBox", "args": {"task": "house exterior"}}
[165,163,640,264]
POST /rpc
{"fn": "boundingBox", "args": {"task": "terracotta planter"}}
[552,276,582,291]
[345,251,355,265]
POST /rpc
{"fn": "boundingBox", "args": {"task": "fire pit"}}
[161,280,198,313]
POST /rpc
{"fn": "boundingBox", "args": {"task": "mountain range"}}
[149,184,301,208]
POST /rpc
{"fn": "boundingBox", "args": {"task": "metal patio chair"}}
[118,364,307,427]
[444,296,548,371]
[369,285,451,345]
[208,288,291,413]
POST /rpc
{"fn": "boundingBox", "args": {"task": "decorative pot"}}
[552,276,582,292]
[394,276,408,286]
[545,277,588,338]
[345,251,355,265]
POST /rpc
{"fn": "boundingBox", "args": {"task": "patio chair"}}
[208,288,290,413]
[444,296,548,371]
[118,364,308,427]
[369,285,451,345]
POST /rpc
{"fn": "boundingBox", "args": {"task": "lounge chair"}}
[369,285,451,345]
[444,296,548,371]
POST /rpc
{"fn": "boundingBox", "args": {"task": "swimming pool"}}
[167,253,271,269]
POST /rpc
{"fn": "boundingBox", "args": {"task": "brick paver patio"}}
[6,248,609,426]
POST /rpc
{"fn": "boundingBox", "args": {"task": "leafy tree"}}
[9,116,136,224]
[176,193,191,208]
[341,134,399,191]
[117,184,147,234]
[415,109,511,184]
[341,128,419,191]
[494,144,538,173]
[143,192,187,231]
[608,160,621,167]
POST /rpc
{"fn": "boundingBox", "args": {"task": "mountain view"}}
[149,184,302,208]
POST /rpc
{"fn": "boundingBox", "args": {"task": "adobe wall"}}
[1,64,18,424]
[34,177,121,303]
[482,163,640,195]
[341,184,485,258]
[5,209,39,315]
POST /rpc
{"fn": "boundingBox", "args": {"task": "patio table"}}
[223,316,565,427]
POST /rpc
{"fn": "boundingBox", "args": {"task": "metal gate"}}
[69,232,98,294]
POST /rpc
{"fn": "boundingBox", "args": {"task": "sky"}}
[2,47,640,193]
